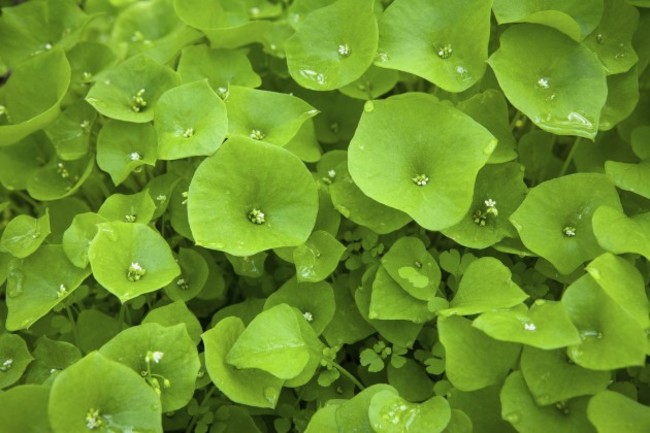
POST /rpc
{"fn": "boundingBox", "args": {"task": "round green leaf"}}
[49,352,162,433]
[163,247,209,302]
[339,66,398,100]
[369,266,435,323]
[448,385,517,433]
[188,137,318,256]
[88,221,180,303]
[100,323,200,412]
[85,54,180,123]
[96,120,158,186]
[521,347,610,406]
[202,316,284,408]
[488,25,607,139]
[98,190,157,225]
[45,99,97,161]
[442,163,528,249]
[588,391,650,433]
[322,279,375,347]
[500,371,596,433]
[0,210,50,259]
[293,230,345,282]
[0,48,71,146]
[177,44,261,90]
[0,333,33,389]
[387,358,434,403]
[285,0,378,90]
[62,212,107,269]
[27,154,94,202]
[5,245,91,331]
[348,95,496,231]
[368,390,452,433]
[264,278,335,335]
[605,159,650,199]
[24,336,81,384]
[225,85,318,146]
[154,79,228,160]
[492,0,603,41]
[599,67,640,131]
[335,384,396,432]
[0,384,50,432]
[592,206,650,261]
[376,0,491,92]
[441,257,528,317]
[509,173,622,275]
[438,315,521,392]
[562,274,647,370]
[472,301,582,350]
[0,132,54,190]
[143,301,203,345]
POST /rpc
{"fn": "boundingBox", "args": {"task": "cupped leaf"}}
[0,333,33,389]
[163,247,209,302]
[62,212,107,269]
[500,371,596,433]
[6,245,90,331]
[177,44,261,90]
[492,0,603,41]
[509,173,622,274]
[488,25,607,139]
[587,391,650,433]
[225,85,317,146]
[85,54,180,123]
[448,385,517,433]
[264,278,336,335]
[226,304,314,380]
[562,274,647,370]
[381,236,441,301]
[285,0,378,90]
[48,352,162,433]
[605,159,650,199]
[592,206,650,260]
[202,316,284,408]
[100,323,200,412]
[24,336,81,384]
[293,230,345,282]
[368,390,452,433]
[334,384,396,432]
[583,0,639,75]
[599,66,640,131]
[438,315,521,392]
[442,163,528,249]
[188,137,319,256]
[376,0,492,92]
[96,120,158,186]
[348,95,497,231]
[88,221,180,303]
[521,346,610,406]
[322,279,375,347]
[0,48,70,146]
[441,257,528,317]
[154,79,228,160]
[0,132,54,190]
[0,210,50,259]
[142,301,203,345]
[98,191,157,225]
[472,301,582,350]
[27,154,94,201]
[369,266,435,323]
[45,99,97,161]
[339,66,398,100]
[0,385,50,432]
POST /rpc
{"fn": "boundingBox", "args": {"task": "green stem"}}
[558,137,582,177]
[185,386,216,433]
[331,361,365,391]
[64,304,80,348]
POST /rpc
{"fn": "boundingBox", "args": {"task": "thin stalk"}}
[558,137,582,177]
[331,361,366,391]
[64,304,80,348]
[185,386,216,433]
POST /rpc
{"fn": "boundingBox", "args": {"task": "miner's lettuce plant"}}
[0,0,650,432]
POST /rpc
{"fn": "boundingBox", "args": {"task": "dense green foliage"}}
[1,0,650,432]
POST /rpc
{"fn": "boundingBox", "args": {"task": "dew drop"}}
[596,33,605,44]
[580,329,603,340]
[536,394,551,405]
[7,269,25,298]
[504,412,521,424]
[363,101,375,112]
[336,205,350,218]
[298,69,326,86]
[567,112,593,129]
[263,387,279,404]
[376,51,389,63]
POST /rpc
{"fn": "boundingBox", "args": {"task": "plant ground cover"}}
[1,0,650,432]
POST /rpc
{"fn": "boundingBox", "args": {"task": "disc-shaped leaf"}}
[45,99,97,161]
[49,352,162,433]
[5,245,90,331]
[322,279,374,347]
[492,0,603,41]
[188,137,318,256]
[0,48,71,146]
[599,67,640,131]
[225,85,317,146]
[293,230,345,283]
[98,191,157,225]
[0,133,54,190]
[285,0,378,91]
[369,266,435,323]
[0,385,50,432]
[605,159,650,199]
[154,80,228,160]
[143,301,203,345]
[85,54,180,123]
[500,372,595,433]
[348,95,497,231]
[27,154,94,202]
[509,173,622,275]
[592,206,650,261]
[62,212,107,268]
[88,221,180,303]
[226,304,312,380]
[202,316,284,408]
[448,385,517,433]
[163,247,209,302]
[335,384,396,432]
[472,301,581,350]
[442,163,528,249]
[376,0,491,92]
[96,120,158,185]
[0,210,50,259]
[441,257,528,317]
[100,323,200,412]
[339,66,398,100]
[438,315,521,392]
[488,25,607,139]
[562,274,647,370]
[521,347,610,406]
[588,391,650,433]
[381,236,441,301]
[0,333,33,389]
[368,390,451,433]
[177,44,261,90]
[24,336,81,384]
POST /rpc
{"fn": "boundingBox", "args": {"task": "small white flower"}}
[484,199,497,208]
[0,359,13,371]
[303,311,314,322]
[537,77,550,89]
[327,169,337,179]
[129,152,141,161]
[524,322,537,331]
[151,351,164,363]
[337,44,351,57]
